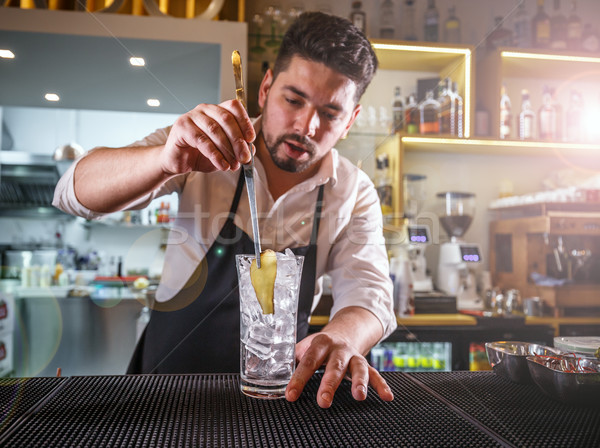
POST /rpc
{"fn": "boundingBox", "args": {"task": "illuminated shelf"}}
[401,135,600,157]
[371,40,474,138]
[500,47,600,79]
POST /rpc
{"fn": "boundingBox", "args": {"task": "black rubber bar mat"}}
[0,373,504,447]
[0,377,67,437]
[410,371,600,448]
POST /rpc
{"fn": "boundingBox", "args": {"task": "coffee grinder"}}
[404,174,433,292]
[436,191,483,309]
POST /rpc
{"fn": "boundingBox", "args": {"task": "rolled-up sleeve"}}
[52,126,180,219]
[326,173,397,341]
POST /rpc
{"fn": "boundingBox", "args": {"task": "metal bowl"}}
[485,341,563,384]
[527,355,600,407]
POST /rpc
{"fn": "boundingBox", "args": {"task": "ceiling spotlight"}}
[130,57,145,67]
[45,93,60,102]
[0,49,15,59]
[147,98,160,107]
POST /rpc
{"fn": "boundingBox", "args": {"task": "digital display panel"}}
[408,225,429,243]
[460,245,481,262]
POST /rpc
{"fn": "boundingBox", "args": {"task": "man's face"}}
[258,56,361,174]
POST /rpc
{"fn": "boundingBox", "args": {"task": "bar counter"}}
[1,371,598,447]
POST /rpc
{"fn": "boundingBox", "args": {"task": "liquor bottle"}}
[403,0,418,41]
[439,78,452,135]
[567,0,582,51]
[444,6,461,43]
[532,0,551,48]
[379,0,395,39]
[518,89,535,141]
[499,85,512,139]
[375,154,393,222]
[452,81,464,138]
[584,94,600,143]
[419,90,440,135]
[424,0,439,42]
[550,0,567,50]
[538,85,562,141]
[513,0,531,48]
[392,86,404,133]
[566,90,583,142]
[486,16,514,49]
[582,24,600,53]
[350,1,366,35]
[405,94,419,134]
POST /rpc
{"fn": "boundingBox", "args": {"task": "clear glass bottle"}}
[403,0,418,41]
[567,0,582,50]
[532,0,551,48]
[550,0,568,49]
[444,5,461,43]
[538,85,562,141]
[379,0,395,39]
[513,0,531,48]
[452,81,464,138]
[392,86,404,133]
[487,16,514,49]
[499,84,512,139]
[349,1,367,35]
[519,89,535,141]
[405,94,419,134]
[439,78,452,135]
[420,90,440,135]
[566,89,584,142]
[424,0,439,42]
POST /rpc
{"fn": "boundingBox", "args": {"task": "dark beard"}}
[266,133,316,173]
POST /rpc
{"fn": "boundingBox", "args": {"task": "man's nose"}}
[294,107,319,138]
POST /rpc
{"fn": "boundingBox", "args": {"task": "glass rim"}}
[236,253,305,261]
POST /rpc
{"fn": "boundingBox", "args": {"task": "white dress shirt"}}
[53,118,397,340]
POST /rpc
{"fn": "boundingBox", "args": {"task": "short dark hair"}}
[272,11,378,103]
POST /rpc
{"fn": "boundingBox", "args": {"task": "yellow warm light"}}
[147,98,160,107]
[372,43,472,138]
[401,136,600,150]
[501,51,600,64]
[44,93,60,102]
[0,49,15,59]
[372,43,470,56]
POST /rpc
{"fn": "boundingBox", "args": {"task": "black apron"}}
[127,172,324,374]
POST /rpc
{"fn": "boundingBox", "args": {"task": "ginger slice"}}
[250,250,277,314]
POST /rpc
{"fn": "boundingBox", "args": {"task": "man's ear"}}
[258,68,274,109]
[340,104,362,139]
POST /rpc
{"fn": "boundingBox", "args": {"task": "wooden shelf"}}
[401,135,600,157]
[499,47,600,80]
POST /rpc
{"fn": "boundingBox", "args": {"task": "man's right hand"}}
[160,99,256,176]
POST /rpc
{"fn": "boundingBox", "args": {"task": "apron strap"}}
[310,184,325,245]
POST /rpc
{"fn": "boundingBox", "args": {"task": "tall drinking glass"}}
[236,252,304,399]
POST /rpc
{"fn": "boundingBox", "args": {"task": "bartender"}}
[53,12,396,408]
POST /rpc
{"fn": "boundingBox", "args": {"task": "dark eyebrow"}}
[283,85,343,112]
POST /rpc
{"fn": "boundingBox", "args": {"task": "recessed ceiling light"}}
[130,57,145,67]
[147,98,160,107]
[45,93,60,102]
[0,49,15,59]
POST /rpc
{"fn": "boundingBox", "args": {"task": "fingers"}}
[168,100,255,173]
[366,365,394,402]
[285,338,329,403]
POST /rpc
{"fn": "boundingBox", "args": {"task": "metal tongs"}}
[232,50,262,268]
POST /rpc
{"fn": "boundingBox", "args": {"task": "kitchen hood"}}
[0,150,70,217]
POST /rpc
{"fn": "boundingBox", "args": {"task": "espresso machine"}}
[436,191,483,310]
[403,174,433,292]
